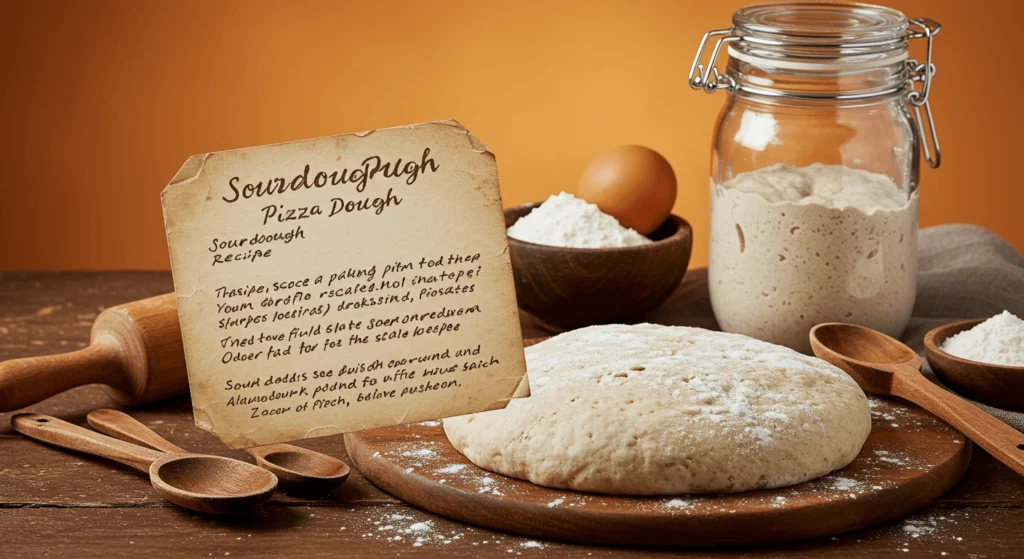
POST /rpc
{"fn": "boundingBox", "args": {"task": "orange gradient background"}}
[1,0,1021,270]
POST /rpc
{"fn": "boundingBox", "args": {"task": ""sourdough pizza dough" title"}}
[210,147,439,266]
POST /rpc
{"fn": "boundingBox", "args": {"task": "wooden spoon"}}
[924,318,1024,412]
[810,323,1024,477]
[12,413,277,514]
[87,409,350,489]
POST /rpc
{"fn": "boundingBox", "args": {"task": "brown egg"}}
[577,145,677,236]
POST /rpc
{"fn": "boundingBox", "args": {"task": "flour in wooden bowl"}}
[443,324,871,495]
[941,311,1024,366]
[506,192,651,248]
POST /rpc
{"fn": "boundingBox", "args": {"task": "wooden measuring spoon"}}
[87,409,350,489]
[0,293,187,412]
[243,443,351,490]
[12,413,277,514]
[810,323,1024,477]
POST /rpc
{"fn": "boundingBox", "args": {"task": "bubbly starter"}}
[709,163,918,353]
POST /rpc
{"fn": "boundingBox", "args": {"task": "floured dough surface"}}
[443,324,871,495]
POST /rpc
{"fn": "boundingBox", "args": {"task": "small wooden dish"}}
[924,318,1024,412]
[505,203,692,330]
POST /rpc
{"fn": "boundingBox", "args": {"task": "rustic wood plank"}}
[4,405,1021,508]
[0,503,1020,557]
[0,272,174,360]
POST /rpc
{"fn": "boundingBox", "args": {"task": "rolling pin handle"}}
[0,343,122,412]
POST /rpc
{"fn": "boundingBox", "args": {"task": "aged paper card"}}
[162,120,528,448]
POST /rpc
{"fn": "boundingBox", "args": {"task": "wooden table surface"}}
[1,271,1022,558]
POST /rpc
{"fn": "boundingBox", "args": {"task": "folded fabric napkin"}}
[647,224,1024,431]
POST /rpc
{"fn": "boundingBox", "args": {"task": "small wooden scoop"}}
[12,413,277,514]
[924,318,1024,412]
[0,294,187,412]
[810,323,1024,477]
[87,409,350,489]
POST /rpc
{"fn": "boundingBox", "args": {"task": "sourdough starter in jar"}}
[709,163,918,353]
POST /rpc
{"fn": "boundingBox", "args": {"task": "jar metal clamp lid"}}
[688,2,942,168]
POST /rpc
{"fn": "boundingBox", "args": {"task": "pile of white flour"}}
[507,192,651,248]
[941,311,1024,366]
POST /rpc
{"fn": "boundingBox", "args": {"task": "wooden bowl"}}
[505,203,691,330]
[924,318,1024,411]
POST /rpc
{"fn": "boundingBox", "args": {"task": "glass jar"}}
[690,2,942,353]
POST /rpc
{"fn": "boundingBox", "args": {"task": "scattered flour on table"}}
[359,508,549,553]
[827,508,972,556]
[941,310,1024,366]
[506,192,652,248]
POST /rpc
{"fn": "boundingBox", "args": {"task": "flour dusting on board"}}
[348,393,966,549]
[373,395,960,522]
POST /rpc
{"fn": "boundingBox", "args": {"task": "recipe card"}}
[162,120,528,449]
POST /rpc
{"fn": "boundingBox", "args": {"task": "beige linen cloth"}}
[646,224,1024,431]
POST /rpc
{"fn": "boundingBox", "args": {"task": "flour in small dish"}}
[940,311,1024,366]
[506,192,652,248]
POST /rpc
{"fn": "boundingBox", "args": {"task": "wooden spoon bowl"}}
[150,454,278,514]
[924,318,1024,412]
[505,203,691,330]
[247,444,351,489]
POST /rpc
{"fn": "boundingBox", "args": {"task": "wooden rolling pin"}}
[0,293,188,412]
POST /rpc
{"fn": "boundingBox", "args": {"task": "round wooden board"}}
[345,396,971,547]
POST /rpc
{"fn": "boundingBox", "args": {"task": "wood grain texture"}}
[344,400,971,547]
[812,322,1024,477]
[925,318,1024,411]
[505,204,692,330]
[4,505,1023,558]
[1,271,1023,557]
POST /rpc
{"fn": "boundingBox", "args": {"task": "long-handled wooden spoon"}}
[810,323,1024,477]
[87,409,350,490]
[12,413,277,514]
